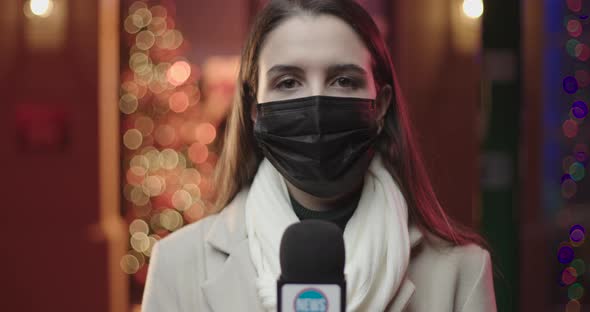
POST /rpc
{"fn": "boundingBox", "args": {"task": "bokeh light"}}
[563,156,576,173]
[154,125,176,146]
[567,39,581,57]
[574,143,590,163]
[195,123,217,144]
[188,142,209,164]
[568,283,584,301]
[462,0,483,19]
[562,119,579,138]
[121,1,226,281]
[167,61,191,86]
[574,43,590,61]
[575,70,589,87]
[135,116,155,136]
[571,259,585,275]
[120,254,140,274]
[136,31,156,51]
[566,299,581,312]
[119,94,139,115]
[159,148,179,170]
[172,189,193,211]
[160,208,183,231]
[169,91,190,113]
[28,0,54,18]
[133,8,152,28]
[562,179,578,199]
[563,76,579,94]
[567,19,583,37]
[572,101,588,119]
[124,129,143,150]
[562,267,578,285]
[569,162,585,181]
[150,5,167,18]
[142,175,166,197]
[130,232,150,253]
[129,219,149,236]
[567,0,582,13]
[558,244,575,264]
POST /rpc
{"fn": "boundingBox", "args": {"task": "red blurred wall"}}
[0,1,113,311]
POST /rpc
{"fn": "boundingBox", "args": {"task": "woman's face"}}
[255,14,378,104]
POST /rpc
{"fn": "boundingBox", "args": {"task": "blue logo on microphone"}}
[294,288,328,312]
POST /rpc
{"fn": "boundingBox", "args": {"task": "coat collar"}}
[202,187,423,311]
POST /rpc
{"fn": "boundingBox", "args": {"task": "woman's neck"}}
[284,179,364,212]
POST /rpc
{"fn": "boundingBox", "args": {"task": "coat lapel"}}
[201,189,265,311]
[200,188,425,312]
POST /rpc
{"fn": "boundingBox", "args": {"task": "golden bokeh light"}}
[143,236,159,257]
[129,250,146,268]
[133,8,152,28]
[129,219,150,236]
[160,209,183,231]
[136,30,156,51]
[130,155,150,172]
[27,0,54,18]
[180,168,202,185]
[150,5,167,18]
[123,129,143,150]
[129,52,151,74]
[122,1,220,276]
[124,14,142,34]
[119,93,139,115]
[172,189,192,211]
[144,148,162,171]
[130,232,150,252]
[148,17,167,36]
[129,1,148,15]
[142,175,166,197]
[120,254,140,274]
[183,183,202,200]
[159,148,179,170]
[177,153,187,170]
[130,186,150,206]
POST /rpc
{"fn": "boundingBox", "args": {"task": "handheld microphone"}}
[277,219,346,312]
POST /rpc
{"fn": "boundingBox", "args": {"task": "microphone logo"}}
[294,288,329,312]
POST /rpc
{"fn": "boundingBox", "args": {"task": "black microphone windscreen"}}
[279,219,345,283]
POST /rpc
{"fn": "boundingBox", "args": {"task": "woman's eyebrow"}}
[325,63,368,77]
[266,63,368,79]
[266,65,305,79]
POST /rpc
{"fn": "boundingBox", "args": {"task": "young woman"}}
[142,1,497,311]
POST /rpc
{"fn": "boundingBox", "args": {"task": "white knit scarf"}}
[245,153,410,311]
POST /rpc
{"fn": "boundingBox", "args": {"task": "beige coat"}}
[142,188,497,312]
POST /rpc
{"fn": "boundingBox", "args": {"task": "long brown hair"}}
[212,0,490,250]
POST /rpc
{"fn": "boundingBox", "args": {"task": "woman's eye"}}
[334,77,358,89]
[275,79,299,90]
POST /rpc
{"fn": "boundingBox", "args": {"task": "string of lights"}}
[118,0,219,285]
[558,0,589,310]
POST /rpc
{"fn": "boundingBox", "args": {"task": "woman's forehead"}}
[258,14,372,74]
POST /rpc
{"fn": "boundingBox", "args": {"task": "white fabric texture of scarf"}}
[244,153,411,311]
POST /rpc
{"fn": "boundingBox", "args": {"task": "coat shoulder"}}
[408,234,497,311]
[155,213,218,261]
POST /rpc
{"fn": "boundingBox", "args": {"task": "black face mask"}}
[253,95,381,198]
